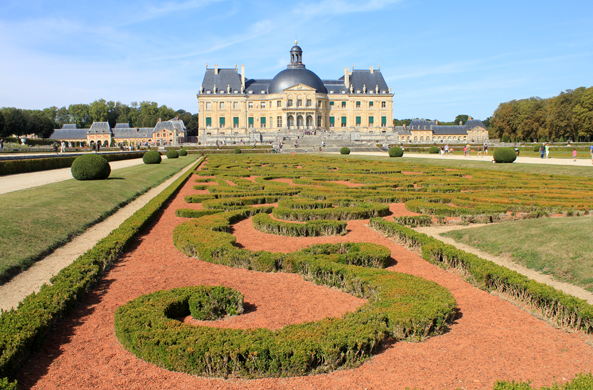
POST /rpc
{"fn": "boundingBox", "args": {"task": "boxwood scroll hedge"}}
[114,208,456,379]
[0,157,204,387]
[252,213,347,237]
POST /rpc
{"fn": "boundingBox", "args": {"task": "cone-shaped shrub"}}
[340,147,350,155]
[493,147,517,163]
[71,154,111,180]
[167,150,179,159]
[389,147,404,157]
[143,151,162,164]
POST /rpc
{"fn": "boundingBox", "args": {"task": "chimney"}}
[403,123,406,129]
[436,120,439,125]
[241,64,245,92]
[158,118,162,123]
[468,116,473,120]
[370,66,374,74]
[344,67,350,89]
[459,121,463,125]
[214,64,218,74]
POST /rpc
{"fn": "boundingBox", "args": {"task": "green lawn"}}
[442,216,593,291]
[0,155,198,282]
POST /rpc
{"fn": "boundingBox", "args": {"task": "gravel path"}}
[0,159,199,311]
[414,224,593,304]
[0,157,146,195]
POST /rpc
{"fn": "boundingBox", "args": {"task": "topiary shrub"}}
[493,147,517,163]
[389,147,404,157]
[234,148,242,154]
[143,151,162,164]
[429,146,440,154]
[166,150,179,159]
[71,154,111,180]
[178,149,188,156]
[340,147,350,155]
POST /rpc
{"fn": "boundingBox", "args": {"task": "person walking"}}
[60,141,66,154]
[540,143,545,159]
[444,144,449,155]
[573,148,577,162]
[545,143,550,158]
[484,142,488,156]
[591,144,593,165]
[0,138,4,150]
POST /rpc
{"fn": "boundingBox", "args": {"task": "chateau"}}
[197,42,394,137]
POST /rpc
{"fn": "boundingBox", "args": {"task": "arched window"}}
[306,115,313,129]
[297,115,304,128]
[288,115,294,129]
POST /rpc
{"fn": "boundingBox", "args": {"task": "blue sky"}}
[1,0,592,121]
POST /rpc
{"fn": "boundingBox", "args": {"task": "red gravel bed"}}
[15,171,593,390]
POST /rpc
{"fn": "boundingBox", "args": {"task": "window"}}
[205,117,212,127]
[261,102,266,108]
[277,100,281,107]
[356,116,361,125]
[277,116,282,128]
[233,102,238,109]
[233,117,239,128]
[219,102,224,109]
[381,116,387,127]
[369,116,374,125]
[248,117,254,128]
[248,102,253,109]
[317,116,321,127]
[205,102,211,110]
[381,101,386,108]
[306,99,311,107]
[260,117,266,128]
[330,101,334,107]
[287,99,293,107]
[219,117,225,127]
[297,99,302,107]
[341,101,346,108]
[318,100,322,108]
[369,101,374,107]
[341,116,347,127]
[356,101,361,108]
[329,116,335,127]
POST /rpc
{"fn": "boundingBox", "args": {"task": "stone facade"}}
[197,43,393,137]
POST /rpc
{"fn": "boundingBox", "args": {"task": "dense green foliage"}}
[490,87,593,142]
[252,213,347,236]
[388,147,404,157]
[178,149,188,156]
[142,150,162,164]
[187,285,244,320]
[493,373,593,389]
[493,147,517,163]
[429,146,440,154]
[340,147,350,155]
[166,150,179,159]
[0,152,145,176]
[234,147,242,154]
[0,158,202,385]
[70,154,111,180]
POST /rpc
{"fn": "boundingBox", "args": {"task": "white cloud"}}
[294,0,404,16]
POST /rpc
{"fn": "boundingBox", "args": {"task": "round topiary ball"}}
[143,150,162,164]
[71,154,111,180]
[166,150,179,159]
[388,147,404,157]
[429,146,440,154]
[340,147,350,155]
[234,148,242,154]
[178,149,188,156]
[493,147,517,163]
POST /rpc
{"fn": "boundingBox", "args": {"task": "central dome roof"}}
[268,43,327,94]
[268,68,327,94]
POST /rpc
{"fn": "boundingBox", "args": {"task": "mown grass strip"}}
[0,158,203,386]
[0,155,198,283]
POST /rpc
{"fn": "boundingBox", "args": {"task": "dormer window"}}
[261,90,266,94]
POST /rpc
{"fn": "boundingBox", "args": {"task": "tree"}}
[69,104,91,127]
[55,106,70,127]
[454,115,469,125]
[0,111,4,136]
[89,99,109,123]
[1,108,27,136]
[572,87,593,141]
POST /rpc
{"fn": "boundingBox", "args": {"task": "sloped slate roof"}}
[62,124,78,129]
[49,129,87,140]
[115,123,130,128]
[245,79,272,94]
[432,126,468,135]
[112,128,154,139]
[323,80,348,94]
[348,70,389,94]
[88,122,111,134]
[201,68,242,93]
[465,119,487,129]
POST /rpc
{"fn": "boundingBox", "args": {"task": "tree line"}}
[489,87,593,142]
[0,100,199,138]
[393,115,491,128]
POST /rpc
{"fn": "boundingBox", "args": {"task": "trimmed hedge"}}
[273,202,389,221]
[369,218,593,333]
[388,147,404,157]
[493,147,517,163]
[143,150,162,164]
[429,146,440,154]
[392,215,433,227]
[166,150,179,159]
[340,147,350,155]
[252,213,347,236]
[178,149,188,156]
[493,373,593,389]
[115,209,456,378]
[234,148,242,154]
[0,157,203,384]
[0,152,146,176]
[70,154,111,180]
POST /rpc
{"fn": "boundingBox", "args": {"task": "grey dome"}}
[268,68,327,94]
